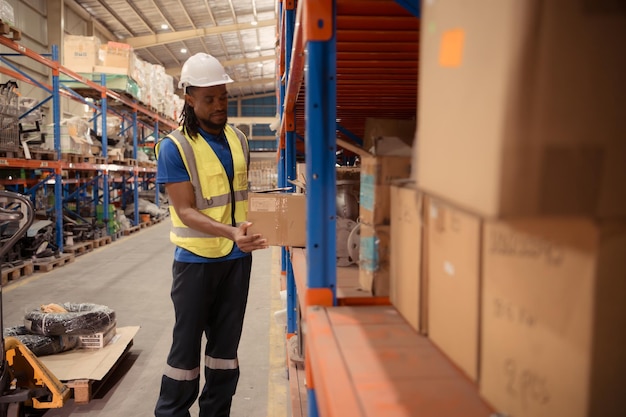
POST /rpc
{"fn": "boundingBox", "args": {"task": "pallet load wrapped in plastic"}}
[24,302,116,340]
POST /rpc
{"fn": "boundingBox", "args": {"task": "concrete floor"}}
[2,221,288,417]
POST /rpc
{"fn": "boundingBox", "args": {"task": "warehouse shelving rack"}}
[278,1,495,416]
[0,34,175,250]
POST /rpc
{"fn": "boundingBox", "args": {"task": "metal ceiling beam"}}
[123,19,276,49]
[165,55,276,77]
[64,0,117,40]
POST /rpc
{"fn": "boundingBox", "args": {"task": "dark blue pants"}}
[155,255,252,417]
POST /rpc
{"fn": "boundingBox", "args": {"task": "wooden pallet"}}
[1,260,34,286]
[63,241,94,257]
[123,225,140,236]
[33,253,75,272]
[30,149,57,161]
[120,158,138,166]
[42,327,140,405]
[0,19,21,41]
[150,216,166,226]
[61,153,94,164]
[92,235,112,248]
[0,149,23,158]
[66,340,133,404]
[93,156,107,164]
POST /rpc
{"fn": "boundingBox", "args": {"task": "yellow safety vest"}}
[156,125,250,258]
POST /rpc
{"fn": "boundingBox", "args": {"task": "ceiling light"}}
[250,21,258,26]
[180,48,187,53]
[257,63,263,68]
[161,24,168,30]
[255,45,261,50]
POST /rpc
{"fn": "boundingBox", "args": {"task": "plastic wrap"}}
[4,325,79,356]
[24,302,116,336]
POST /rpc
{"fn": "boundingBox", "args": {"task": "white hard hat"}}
[178,53,234,89]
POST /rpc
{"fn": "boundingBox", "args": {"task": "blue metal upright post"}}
[277,0,288,306]
[154,120,159,209]
[306,0,337,410]
[305,4,337,299]
[284,2,298,335]
[133,111,139,224]
[51,45,63,251]
[100,74,110,232]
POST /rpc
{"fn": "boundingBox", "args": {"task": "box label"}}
[439,29,465,68]
[250,197,278,212]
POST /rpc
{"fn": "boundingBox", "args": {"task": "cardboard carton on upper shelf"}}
[63,35,101,74]
[358,223,390,296]
[98,42,135,73]
[337,137,412,226]
[363,117,416,156]
[359,155,412,226]
[389,182,423,333]
[426,195,481,382]
[417,0,626,218]
[480,218,626,417]
[247,191,306,247]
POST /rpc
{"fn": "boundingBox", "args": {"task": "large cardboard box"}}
[389,183,422,332]
[359,155,411,225]
[417,0,626,218]
[63,35,101,73]
[358,224,390,296]
[247,192,306,247]
[427,196,481,382]
[480,219,626,417]
[363,118,416,155]
[99,42,135,73]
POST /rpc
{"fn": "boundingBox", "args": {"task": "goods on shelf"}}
[248,160,277,191]
[416,0,626,218]
[0,0,14,26]
[389,183,422,334]
[44,116,93,155]
[97,41,134,72]
[63,35,101,74]
[0,80,19,152]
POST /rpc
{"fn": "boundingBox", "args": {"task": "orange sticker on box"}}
[439,29,465,68]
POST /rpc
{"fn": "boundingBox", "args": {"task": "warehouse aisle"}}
[2,221,287,417]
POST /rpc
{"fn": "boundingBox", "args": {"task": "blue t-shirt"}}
[156,127,247,263]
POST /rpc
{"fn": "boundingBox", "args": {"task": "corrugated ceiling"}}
[72,0,277,98]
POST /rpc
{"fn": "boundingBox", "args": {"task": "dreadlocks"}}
[180,87,199,139]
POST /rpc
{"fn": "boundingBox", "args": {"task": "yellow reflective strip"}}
[163,365,201,381]
[205,355,238,370]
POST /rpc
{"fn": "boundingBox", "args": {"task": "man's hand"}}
[233,222,268,252]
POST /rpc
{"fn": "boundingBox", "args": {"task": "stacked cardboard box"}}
[63,35,101,74]
[356,118,414,296]
[389,1,626,416]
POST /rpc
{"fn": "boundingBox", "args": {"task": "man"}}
[154,52,268,417]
